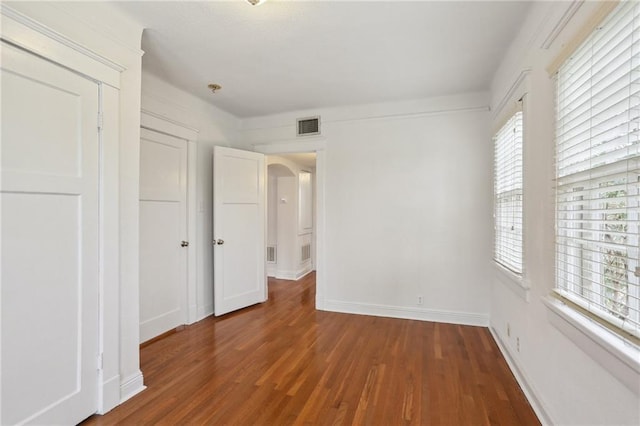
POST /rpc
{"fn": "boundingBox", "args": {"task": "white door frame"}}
[253,139,326,310]
[141,110,199,324]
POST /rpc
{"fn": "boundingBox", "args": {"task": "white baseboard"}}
[323,299,489,327]
[274,269,297,280]
[120,371,146,404]
[295,265,313,280]
[139,308,181,343]
[274,266,314,281]
[197,303,213,321]
[187,303,198,324]
[489,327,552,426]
[98,374,121,414]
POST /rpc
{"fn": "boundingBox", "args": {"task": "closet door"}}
[139,128,188,342]
[1,42,100,425]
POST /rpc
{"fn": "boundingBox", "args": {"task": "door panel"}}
[139,129,188,343]
[2,57,83,178]
[221,155,261,203]
[221,203,261,297]
[213,146,266,316]
[1,42,99,425]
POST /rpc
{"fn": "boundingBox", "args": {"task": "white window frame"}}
[494,111,524,275]
[553,0,640,344]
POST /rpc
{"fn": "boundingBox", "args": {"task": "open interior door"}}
[213,146,266,315]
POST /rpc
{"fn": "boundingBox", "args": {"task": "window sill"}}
[543,296,640,395]
[494,262,530,302]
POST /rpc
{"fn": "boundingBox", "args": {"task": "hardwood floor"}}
[84,272,539,425]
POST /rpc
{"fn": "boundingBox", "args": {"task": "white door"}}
[139,128,188,342]
[1,42,99,424]
[213,146,266,315]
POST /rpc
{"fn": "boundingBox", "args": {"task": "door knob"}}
[181,241,189,247]
[216,239,225,245]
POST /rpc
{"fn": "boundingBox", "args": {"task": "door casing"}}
[253,140,326,310]
[140,111,198,326]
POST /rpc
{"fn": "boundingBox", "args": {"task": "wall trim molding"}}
[540,0,584,49]
[188,303,198,324]
[492,68,531,122]
[269,259,312,282]
[323,299,489,327]
[119,371,146,405]
[328,105,491,126]
[186,140,198,325]
[296,266,313,280]
[274,269,298,281]
[139,307,182,344]
[489,327,553,426]
[141,108,200,140]
[97,374,121,414]
[247,105,490,135]
[196,303,213,322]
[546,1,620,75]
[99,85,121,418]
[254,139,327,155]
[47,2,145,58]
[1,4,127,75]
[242,92,491,133]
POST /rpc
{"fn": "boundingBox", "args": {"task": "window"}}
[494,111,524,274]
[555,0,640,340]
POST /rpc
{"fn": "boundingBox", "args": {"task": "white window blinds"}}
[555,0,640,339]
[494,111,524,274]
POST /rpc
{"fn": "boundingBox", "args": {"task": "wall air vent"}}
[301,243,311,262]
[296,116,320,137]
[267,245,277,263]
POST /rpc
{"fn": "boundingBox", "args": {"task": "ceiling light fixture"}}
[208,83,222,94]
[245,0,267,6]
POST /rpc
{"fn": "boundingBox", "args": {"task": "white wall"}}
[141,71,241,320]
[489,2,640,425]
[3,0,145,411]
[243,93,493,325]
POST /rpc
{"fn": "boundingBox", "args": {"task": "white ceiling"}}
[115,0,531,118]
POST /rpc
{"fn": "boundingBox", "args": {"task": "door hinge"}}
[97,112,104,131]
[97,353,104,371]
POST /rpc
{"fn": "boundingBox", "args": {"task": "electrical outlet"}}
[516,337,520,352]
[507,323,511,337]
[417,295,423,305]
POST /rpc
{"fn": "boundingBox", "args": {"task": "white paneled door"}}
[213,146,266,315]
[139,129,188,342]
[1,42,99,424]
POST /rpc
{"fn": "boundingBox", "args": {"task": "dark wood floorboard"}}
[84,272,539,425]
